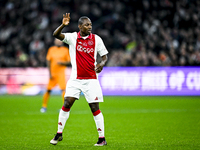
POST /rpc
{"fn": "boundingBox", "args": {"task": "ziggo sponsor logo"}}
[77,45,94,53]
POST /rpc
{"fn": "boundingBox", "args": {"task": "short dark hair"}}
[78,16,90,25]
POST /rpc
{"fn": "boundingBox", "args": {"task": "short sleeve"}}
[62,33,70,45]
[62,32,77,45]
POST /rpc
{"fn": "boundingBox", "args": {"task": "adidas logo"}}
[97,128,102,131]
[58,122,62,126]
[95,97,98,100]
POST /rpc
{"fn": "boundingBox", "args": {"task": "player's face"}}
[79,19,92,36]
[54,39,63,46]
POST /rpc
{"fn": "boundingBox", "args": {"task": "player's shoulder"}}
[63,32,78,42]
[93,33,99,38]
[92,33,98,38]
[64,32,77,37]
[48,46,57,51]
[93,34,103,41]
[51,45,58,48]
[61,46,69,50]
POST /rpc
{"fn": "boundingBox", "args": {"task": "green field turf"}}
[0,95,200,150]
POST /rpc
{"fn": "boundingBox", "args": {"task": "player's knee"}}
[89,103,99,113]
[64,97,75,108]
[64,99,70,107]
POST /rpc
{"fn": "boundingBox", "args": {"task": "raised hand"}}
[62,13,70,26]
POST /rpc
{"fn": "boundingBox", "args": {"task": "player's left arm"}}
[95,35,108,73]
[95,54,108,73]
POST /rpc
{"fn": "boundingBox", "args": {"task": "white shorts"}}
[64,79,104,103]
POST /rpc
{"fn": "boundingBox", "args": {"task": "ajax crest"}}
[88,40,94,46]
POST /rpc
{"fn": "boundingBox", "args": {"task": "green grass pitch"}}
[0,95,200,150]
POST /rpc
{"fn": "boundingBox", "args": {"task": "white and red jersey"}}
[62,32,108,79]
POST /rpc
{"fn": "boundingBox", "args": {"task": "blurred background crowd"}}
[0,0,200,67]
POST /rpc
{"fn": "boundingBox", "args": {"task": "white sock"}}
[57,109,70,133]
[93,112,105,137]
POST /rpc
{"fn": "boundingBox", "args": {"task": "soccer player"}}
[40,38,70,113]
[50,13,108,146]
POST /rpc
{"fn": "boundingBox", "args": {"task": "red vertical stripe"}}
[76,33,96,79]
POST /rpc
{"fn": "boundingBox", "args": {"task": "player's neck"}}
[80,32,90,37]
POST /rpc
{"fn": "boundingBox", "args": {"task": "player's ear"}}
[78,24,81,30]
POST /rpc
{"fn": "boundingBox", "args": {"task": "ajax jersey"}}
[63,32,108,79]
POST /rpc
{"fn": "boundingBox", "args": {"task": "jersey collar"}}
[77,32,92,39]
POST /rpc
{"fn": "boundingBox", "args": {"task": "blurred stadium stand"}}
[0,0,200,67]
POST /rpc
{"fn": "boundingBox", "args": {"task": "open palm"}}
[63,13,70,26]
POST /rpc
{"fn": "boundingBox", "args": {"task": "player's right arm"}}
[53,13,70,41]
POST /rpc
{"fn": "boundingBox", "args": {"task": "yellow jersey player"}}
[40,38,70,113]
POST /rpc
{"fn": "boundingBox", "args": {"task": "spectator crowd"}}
[0,0,200,67]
